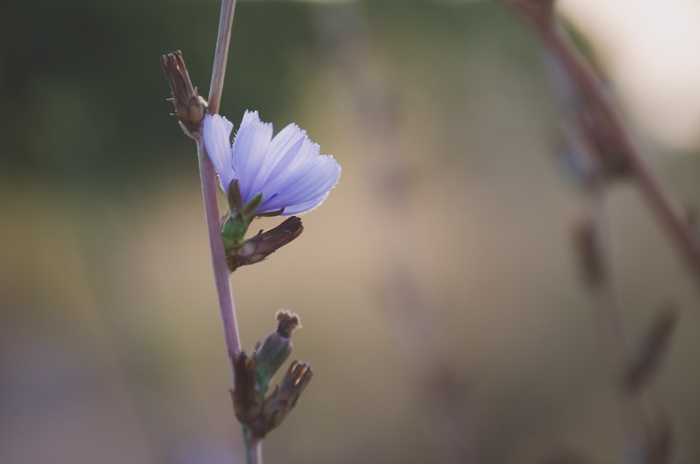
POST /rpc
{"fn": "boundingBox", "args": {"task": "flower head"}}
[203,111,341,216]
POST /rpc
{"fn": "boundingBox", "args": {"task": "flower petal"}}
[281,193,331,215]
[203,114,235,193]
[246,122,307,202]
[258,137,320,204]
[231,111,273,204]
[259,155,341,214]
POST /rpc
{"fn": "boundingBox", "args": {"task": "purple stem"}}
[196,140,241,379]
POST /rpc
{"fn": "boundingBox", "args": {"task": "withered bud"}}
[252,361,313,439]
[161,51,207,138]
[227,217,303,272]
[255,311,301,397]
[276,310,300,338]
[624,303,678,394]
[572,217,602,287]
[231,352,262,426]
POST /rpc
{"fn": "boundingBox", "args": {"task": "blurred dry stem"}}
[499,0,700,292]
[563,63,674,464]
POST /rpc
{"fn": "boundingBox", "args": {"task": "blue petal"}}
[231,111,273,205]
[259,154,341,214]
[202,114,235,194]
[281,193,331,215]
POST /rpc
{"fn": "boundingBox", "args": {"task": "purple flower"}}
[203,111,341,216]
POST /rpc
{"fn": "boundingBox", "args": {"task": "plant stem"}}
[202,1,261,462]
[201,0,240,372]
[208,0,237,114]
[499,0,700,290]
[249,438,262,464]
[196,140,241,379]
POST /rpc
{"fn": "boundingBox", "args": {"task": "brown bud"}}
[161,51,207,138]
[227,217,304,272]
[231,352,262,426]
[251,361,313,439]
[254,311,301,395]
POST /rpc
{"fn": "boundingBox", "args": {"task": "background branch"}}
[498,0,700,291]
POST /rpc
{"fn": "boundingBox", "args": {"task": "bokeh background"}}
[2,0,700,463]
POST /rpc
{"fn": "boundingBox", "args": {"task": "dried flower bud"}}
[161,51,207,138]
[231,352,262,426]
[252,361,313,439]
[255,311,301,398]
[226,217,303,272]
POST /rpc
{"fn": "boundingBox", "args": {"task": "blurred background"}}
[1,0,700,463]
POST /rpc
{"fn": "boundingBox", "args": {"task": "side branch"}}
[499,0,700,289]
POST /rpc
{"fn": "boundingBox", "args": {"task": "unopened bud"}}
[161,51,207,138]
[226,217,303,272]
[255,311,301,398]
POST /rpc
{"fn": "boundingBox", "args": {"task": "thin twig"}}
[498,0,700,290]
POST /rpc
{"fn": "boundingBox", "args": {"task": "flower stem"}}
[208,0,237,114]
[196,139,241,379]
[499,0,700,291]
[202,1,262,462]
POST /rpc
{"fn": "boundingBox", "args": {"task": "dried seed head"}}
[252,361,313,439]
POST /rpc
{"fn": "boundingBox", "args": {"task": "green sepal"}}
[221,191,266,250]
[242,193,263,219]
[221,213,247,250]
[227,179,243,214]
